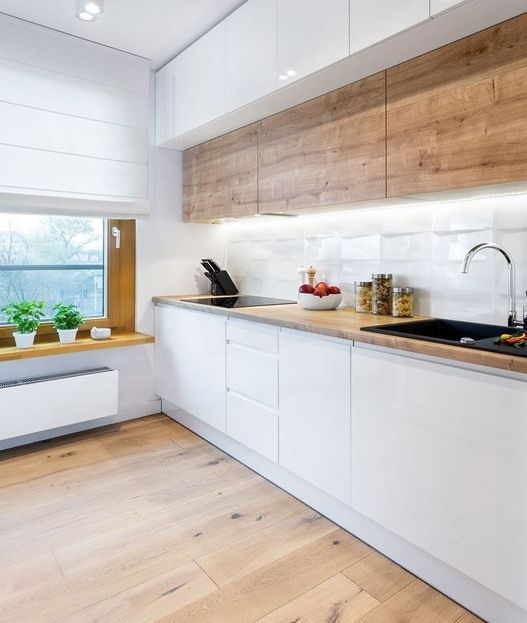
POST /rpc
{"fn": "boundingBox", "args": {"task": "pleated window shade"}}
[0,14,151,218]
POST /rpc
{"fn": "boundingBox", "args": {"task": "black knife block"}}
[211,270,239,296]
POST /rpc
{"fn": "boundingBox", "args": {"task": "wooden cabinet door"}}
[258,72,386,214]
[387,14,527,197]
[279,329,351,504]
[183,124,258,222]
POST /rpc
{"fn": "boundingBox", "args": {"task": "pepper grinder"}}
[306,266,317,287]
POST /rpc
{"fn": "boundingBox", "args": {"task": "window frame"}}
[0,219,135,344]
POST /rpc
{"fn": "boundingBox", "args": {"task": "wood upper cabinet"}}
[183,124,258,222]
[387,14,527,197]
[258,72,386,214]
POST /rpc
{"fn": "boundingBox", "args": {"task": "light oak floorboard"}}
[255,573,380,623]
[355,580,468,623]
[0,415,483,623]
[343,551,415,602]
[196,510,336,586]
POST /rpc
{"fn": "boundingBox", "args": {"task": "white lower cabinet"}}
[154,305,226,432]
[226,392,278,462]
[351,344,527,611]
[279,329,352,504]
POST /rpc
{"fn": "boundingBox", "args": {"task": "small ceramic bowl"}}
[90,327,112,340]
[298,293,342,311]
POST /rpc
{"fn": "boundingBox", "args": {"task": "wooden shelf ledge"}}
[0,332,154,363]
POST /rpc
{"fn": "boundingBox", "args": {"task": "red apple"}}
[299,283,315,294]
[328,286,341,294]
[313,285,329,298]
[315,281,330,290]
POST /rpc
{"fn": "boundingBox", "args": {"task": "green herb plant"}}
[0,300,45,334]
[52,303,84,330]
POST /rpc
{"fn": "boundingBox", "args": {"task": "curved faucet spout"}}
[461,242,518,327]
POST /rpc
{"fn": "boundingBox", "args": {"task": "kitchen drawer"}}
[226,392,278,462]
[226,343,278,408]
[227,318,278,353]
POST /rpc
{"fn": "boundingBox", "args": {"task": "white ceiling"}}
[0,0,248,68]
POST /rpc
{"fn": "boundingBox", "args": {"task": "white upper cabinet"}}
[431,0,474,16]
[172,22,226,137]
[349,0,429,55]
[277,0,349,84]
[225,0,277,111]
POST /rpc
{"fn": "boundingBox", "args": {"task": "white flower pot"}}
[13,331,36,349]
[57,328,78,344]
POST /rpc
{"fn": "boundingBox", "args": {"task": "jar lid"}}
[393,287,414,293]
[372,273,392,278]
[355,281,372,286]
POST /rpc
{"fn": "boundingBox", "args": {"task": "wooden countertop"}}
[0,331,154,362]
[154,294,527,376]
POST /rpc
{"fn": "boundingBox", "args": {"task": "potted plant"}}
[52,303,84,344]
[0,300,45,349]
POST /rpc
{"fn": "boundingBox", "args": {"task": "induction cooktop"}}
[181,296,296,308]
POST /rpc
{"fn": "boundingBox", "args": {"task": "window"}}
[0,215,135,341]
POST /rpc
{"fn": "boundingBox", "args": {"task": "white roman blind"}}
[0,14,150,217]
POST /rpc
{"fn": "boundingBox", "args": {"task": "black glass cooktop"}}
[181,296,296,308]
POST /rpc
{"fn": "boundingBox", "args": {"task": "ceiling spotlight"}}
[76,0,104,21]
[286,69,297,77]
[278,74,288,81]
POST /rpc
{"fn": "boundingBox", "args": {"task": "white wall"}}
[225,194,527,326]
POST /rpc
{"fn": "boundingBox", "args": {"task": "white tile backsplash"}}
[224,198,527,323]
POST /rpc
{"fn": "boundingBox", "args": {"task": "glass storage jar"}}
[355,281,372,313]
[372,274,392,315]
[392,287,414,318]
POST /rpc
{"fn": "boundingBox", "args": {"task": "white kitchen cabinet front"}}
[225,0,277,111]
[430,0,474,16]
[277,0,349,84]
[349,0,429,55]
[279,329,351,504]
[156,22,226,144]
[351,344,527,611]
[154,306,226,432]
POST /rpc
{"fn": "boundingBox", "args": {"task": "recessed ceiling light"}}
[75,0,104,21]
[286,69,297,77]
[278,74,288,81]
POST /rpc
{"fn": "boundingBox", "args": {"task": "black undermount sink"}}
[361,318,527,358]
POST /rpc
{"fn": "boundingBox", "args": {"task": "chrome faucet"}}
[462,242,520,327]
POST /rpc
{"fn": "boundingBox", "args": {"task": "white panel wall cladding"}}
[0,13,150,212]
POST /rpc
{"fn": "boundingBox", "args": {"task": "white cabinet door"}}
[279,329,351,503]
[351,345,527,611]
[349,0,429,55]
[277,0,349,84]
[154,306,226,432]
[226,0,277,111]
[174,22,226,136]
[431,0,474,16]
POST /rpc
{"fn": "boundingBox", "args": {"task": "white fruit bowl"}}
[298,293,342,310]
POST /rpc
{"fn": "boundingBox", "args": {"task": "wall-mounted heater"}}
[0,367,118,441]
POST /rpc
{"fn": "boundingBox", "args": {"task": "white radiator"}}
[0,367,118,441]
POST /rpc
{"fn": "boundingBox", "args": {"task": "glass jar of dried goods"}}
[355,281,372,313]
[372,274,392,315]
[392,287,414,318]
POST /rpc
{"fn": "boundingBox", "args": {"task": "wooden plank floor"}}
[0,414,484,623]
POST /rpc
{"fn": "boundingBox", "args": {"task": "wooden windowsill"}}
[0,332,154,362]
